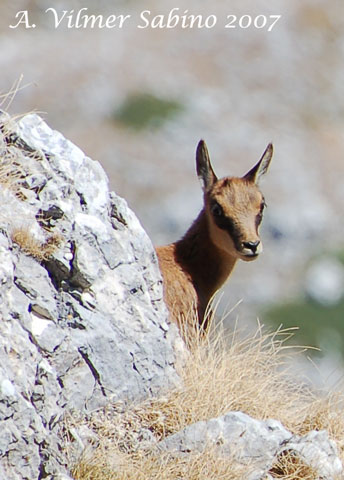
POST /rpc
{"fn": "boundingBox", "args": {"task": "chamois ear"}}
[196,140,218,192]
[243,143,273,184]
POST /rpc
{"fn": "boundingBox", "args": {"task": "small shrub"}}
[114,92,183,130]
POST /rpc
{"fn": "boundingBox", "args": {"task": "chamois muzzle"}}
[241,240,262,258]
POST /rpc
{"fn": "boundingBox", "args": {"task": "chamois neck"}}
[175,209,237,297]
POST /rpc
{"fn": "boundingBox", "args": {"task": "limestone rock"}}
[158,411,343,479]
[0,113,181,479]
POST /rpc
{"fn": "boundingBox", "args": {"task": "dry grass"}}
[11,227,63,261]
[69,317,344,480]
[0,114,43,198]
[72,447,252,480]
[0,126,27,196]
[270,450,318,479]
[0,81,45,198]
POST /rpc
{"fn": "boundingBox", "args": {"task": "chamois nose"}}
[242,240,260,254]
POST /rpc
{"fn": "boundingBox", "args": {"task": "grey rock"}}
[14,253,58,321]
[286,430,343,479]
[159,411,343,480]
[0,113,182,479]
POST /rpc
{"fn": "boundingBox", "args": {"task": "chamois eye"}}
[211,202,223,217]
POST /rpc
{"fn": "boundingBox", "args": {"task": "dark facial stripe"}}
[255,201,265,230]
[213,215,242,251]
[255,212,263,230]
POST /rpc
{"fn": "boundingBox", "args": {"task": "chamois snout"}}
[241,239,262,260]
[222,217,263,261]
[242,240,263,257]
[234,209,264,260]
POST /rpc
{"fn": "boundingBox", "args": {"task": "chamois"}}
[156,140,273,337]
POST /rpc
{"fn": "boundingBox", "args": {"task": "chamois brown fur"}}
[156,140,273,338]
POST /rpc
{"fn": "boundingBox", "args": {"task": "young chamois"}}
[156,140,273,338]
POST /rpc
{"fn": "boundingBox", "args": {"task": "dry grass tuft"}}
[68,316,344,480]
[72,444,252,480]
[0,132,28,196]
[11,227,63,261]
[270,450,318,479]
[0,111,44,198]
[141,323,315,438]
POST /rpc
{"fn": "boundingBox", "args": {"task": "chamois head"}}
[196,140,273,262]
